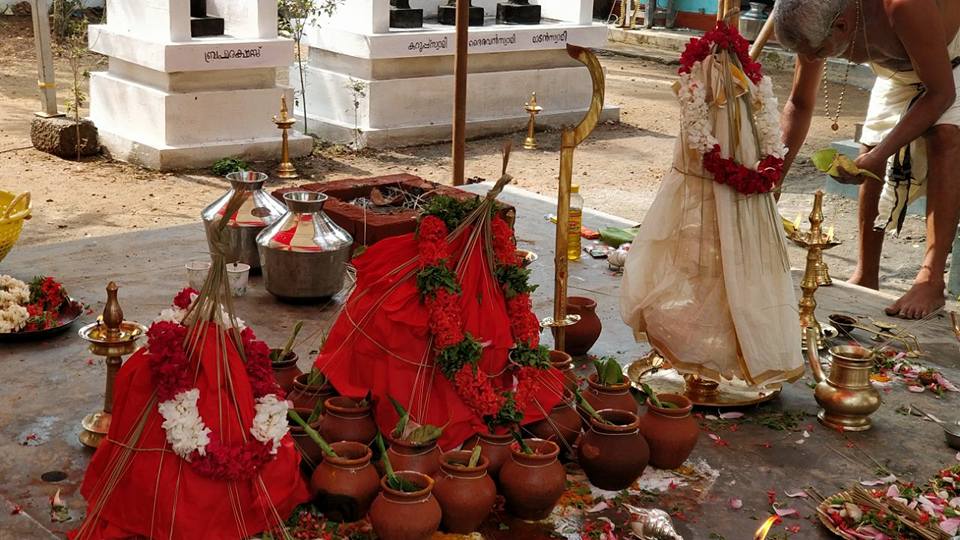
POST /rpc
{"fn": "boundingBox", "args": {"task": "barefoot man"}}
[772,0,960,319]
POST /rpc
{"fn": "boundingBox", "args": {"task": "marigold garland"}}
[415,204,551,432]
[146,289,289,481]
[677,21,785,195]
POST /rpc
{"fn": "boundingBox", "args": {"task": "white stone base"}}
[97,129,313,171]
[305,106,620,148]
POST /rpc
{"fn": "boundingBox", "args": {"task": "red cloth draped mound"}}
[315,228,564,449]
[71,325,309,540]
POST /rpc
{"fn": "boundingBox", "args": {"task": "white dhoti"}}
[620,59,804,387]
[862,31,960,233]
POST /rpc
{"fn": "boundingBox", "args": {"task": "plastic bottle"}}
[567,184,583,260]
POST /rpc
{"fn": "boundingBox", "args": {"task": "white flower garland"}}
[676,64,786,161]
[152,294,284,460]
[159,389,291,459]
[0,275,30,333]
[153,292,246,331]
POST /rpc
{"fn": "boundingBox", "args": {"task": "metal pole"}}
[451,0,468,186]
[29,0,62,118]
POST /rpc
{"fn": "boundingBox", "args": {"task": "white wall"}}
[1,0,104,7]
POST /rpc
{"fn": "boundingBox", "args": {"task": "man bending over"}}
[772,0,960,319]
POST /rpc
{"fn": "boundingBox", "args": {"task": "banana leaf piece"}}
[599,226,640,248]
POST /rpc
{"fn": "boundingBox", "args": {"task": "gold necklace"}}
[822,0,862,131]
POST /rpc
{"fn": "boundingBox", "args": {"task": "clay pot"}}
[320,396,378,446]
[290,372,337,412]
[583,373,638,415]
[563,296,602,356]
[433,450,497,533]
[289,407,325,469]
[548,349,579,392]
[527,391,583,450]
[386,435,442,478]
[638,393,699,470]
[577,409,649,491]
[500,439,566,521]
[461,431,514,482]
[271,350,301,395]
[310,441,380,522]
[369,471,442,540]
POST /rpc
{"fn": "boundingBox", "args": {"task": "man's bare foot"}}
[847,270,879,290]
[885,272,946,320]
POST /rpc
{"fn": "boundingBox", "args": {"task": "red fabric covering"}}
[315,229,564,450]
[71,325,309,540]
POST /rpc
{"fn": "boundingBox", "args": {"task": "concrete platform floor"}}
[1,182,959,539]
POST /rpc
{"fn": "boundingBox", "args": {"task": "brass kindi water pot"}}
[804,328,881,431]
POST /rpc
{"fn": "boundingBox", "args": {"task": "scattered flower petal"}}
[587,501,609,513]
[940,517,960,535]
[729,498,742,510]
[774,506,799,518]
[719,412,744,420]
[908,385,926,393]
[860,474,897,486]
[784,490,808,498]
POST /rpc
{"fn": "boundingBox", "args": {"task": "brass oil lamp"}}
[78,282,147,448]
[273,95,299,180]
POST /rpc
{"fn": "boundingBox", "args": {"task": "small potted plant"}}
[499,435,566,521]
[289,366,336,412]
[319,392,378,446]
[637,384,699,470]
[289,410,380,522]
[369,434,442,540]
[583,356,638,414]
[384,397,444,477]
[287,406,325,470]
[575,390,649,491]
[527,389,582,453]
[433,446,496,533]
[270,321,303,394]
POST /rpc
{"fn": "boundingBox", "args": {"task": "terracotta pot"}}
[290,372,337,412]
[583,373,638,415]
[271,350,302,395]
[320,396,378,446]
[369,471,442,540]
[386,435,442,478]
[461,432,513,482]
[563,296,602,356]
[638,393,699,470]
[527,391,583,450]
[310,441,380,522]
[500,439,566,521]
[577,409,649,491]
[289,407,325,469]
[433,451,496,533]
[548,349,579,393]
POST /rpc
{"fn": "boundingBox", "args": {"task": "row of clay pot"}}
[305,435,565,540]
[527,355,700,492]
[289,396,377,467]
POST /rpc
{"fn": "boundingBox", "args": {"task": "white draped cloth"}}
[619,57,804,387]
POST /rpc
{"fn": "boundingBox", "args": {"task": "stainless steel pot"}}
[201,171,286,270]
[738,2,767,42]
[257,191,353,299]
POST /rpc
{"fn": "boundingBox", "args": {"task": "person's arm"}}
[781,56,825,178]
[856,0,956,178]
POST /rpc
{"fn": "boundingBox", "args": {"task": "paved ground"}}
[2,183,959,539]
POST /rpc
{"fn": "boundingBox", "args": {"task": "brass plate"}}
[625,354,781,408]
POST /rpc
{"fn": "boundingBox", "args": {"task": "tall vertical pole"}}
[29,0,62,117]
[451,0,468,186]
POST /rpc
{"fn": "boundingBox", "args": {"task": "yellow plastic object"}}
[0,191,31,262]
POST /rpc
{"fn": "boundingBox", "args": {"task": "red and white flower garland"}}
[146,288,289,481]
[676,22,787,195]
[416,209,549,431]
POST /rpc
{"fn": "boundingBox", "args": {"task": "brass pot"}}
[805,328,881,431]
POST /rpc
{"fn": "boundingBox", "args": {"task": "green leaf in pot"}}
[389,396,410,439]
[604,358,624,385]
[406,424,443,444]
[375,433,420,492]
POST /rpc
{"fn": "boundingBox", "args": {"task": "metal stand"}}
[523,92,542,150]
[273,95,299,180]
[78,283,146,449]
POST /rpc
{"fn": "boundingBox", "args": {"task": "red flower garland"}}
[678,22,783,195]
[416,211,548,431]
[146,289,284,481]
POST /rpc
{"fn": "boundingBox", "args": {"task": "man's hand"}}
[834,150,886,184]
